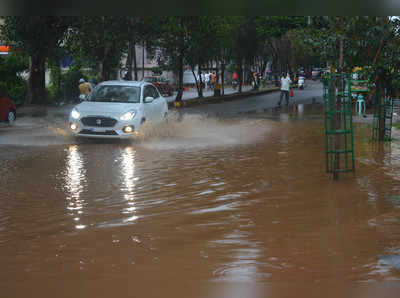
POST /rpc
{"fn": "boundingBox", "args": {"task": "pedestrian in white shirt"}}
[205,72,210,90]
[278,73,292,107]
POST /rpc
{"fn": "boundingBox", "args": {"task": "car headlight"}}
[71,108,80,119]
[120,110,136,121]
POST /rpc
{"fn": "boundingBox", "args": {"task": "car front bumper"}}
[69,117,140,139]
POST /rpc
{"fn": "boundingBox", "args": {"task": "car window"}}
[89,85,140,103]
[148,85,160,99]
[143,86,153,100]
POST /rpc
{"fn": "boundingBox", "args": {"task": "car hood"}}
[75,101,140,116]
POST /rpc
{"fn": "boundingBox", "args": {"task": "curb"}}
[169,87,280,109]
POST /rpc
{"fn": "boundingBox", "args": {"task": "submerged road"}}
[183,80,323,117]
[2,80,400,298]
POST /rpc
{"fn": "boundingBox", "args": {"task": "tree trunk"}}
[101,60,110,81]
[175,18,185,103]
[125,41,133,80]
[175,53,184,102]
[261,60,267,79]
[98,61,104,82]
[191,67,201,98]
[99,44,111,82]
[238,60,243,93]
[142,41,145,80]
[378,78,386,141]
[196,65,203,98]
[133,44,138,81]
[221,62,225,96]
[27,53,46,105]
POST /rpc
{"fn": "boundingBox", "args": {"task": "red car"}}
[0,96,17,123]
[143,76,174,97]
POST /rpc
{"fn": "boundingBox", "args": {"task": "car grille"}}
[81,116,117,127]
[79,129,118,136]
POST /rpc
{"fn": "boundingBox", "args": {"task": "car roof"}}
[97,80,148,87]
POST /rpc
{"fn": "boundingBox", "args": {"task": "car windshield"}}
[89,85,140,103]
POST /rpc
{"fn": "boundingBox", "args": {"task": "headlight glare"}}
[120,110,136,121]
[71,108,80,119]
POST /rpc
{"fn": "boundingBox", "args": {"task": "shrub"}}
[0,52,29,106]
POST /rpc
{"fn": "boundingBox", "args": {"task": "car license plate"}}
[90,127,106,132]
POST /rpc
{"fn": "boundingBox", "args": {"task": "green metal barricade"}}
[323,74,355,178]
[372,95,393,142]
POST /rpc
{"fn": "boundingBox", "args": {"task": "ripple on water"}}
[189,202,239,215]
[213,264,272,282]
[4,116,400,291]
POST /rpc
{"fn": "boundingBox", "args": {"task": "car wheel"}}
[164,112,168,123]
[6,110,16,123]
[140,118,146,124]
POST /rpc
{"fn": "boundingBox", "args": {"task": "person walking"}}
[278,73,292,107]
[78,78,92,101]
[210,72,216,90]
[205,72,210,90]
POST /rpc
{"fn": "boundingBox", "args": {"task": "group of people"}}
[200,70,295,107]
[197,72,217,90]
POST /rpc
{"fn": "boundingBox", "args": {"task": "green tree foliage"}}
[303,16,400,93]
[0,51,29,106]
[67,16,132,82]
[184,16,222,97]
[286,29,322,72]
[255,16,308,75]
[0,16,73,104]
[303,16,400,141]
[155,16,189,101]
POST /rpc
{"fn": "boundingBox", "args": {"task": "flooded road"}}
[1,99,400,297]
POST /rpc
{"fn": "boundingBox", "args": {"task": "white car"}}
[69,80,168,138]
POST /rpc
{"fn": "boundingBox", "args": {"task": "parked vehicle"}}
[232,79,238,90]
[143,76,174,97]
[69,80,168,139]
[0,95,16,123]
[312,68,321,80]
[298,76,306,89]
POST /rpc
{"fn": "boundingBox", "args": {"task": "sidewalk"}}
[166,84,280,108]
[164,85,253,102]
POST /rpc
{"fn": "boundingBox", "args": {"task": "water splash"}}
[135,111,270,151]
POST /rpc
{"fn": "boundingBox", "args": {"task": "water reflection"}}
[64,145,87,229]
[297,104,304,117]
[120,147,138,223]
[213,230,265,283]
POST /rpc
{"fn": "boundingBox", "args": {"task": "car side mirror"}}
[145,96,154,103]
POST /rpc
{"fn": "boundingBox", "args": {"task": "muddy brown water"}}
[1,109,400,298]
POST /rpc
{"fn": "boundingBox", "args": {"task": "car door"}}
[148,85,164,121]
[142,85,157,122]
